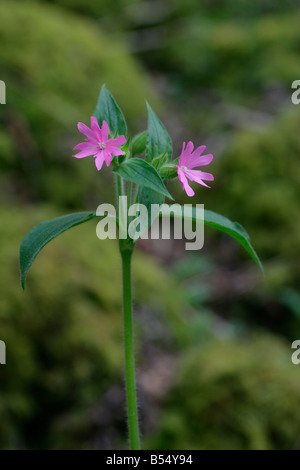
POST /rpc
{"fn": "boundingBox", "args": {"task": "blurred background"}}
[1,0,300,450]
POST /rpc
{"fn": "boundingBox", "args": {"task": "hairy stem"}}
[121,249,140,450]
[117,173,140,449]
[127,181,133,209]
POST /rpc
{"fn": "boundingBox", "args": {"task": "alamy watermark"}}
[291,80,300,104]
[291,340,300,364]
[96,198,204,250]
[0,80,6,104]
[0,340,6,365]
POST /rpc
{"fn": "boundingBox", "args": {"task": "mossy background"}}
[1,0,300,449]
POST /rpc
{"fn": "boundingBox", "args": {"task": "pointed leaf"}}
[132,131,147,156]
[94,84,127,137]
[159,205,264,273]
[153,152,168,170]
[20,212,97,289]
[113,158,173,199]
[146,102,172,164]
[203,209,263,273]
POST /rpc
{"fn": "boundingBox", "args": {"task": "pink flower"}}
[73,117,126,170]
[177,142,214,197]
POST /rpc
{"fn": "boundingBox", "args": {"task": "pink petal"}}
[109,135,126,147]
[177,166,195,197]
[73,142,97,152]
[185,169,214,188]
[178,143,187,167]
[192,145,206,157]
[73,142,98,158]
[104,150,114,167]
[188,153,213,169]
[73,152,92,159]
[94,151,105,171]
[179,141,194,167]
[180,141,186,156]
[186,169,214,181]
[185,141,194,154]
[101,120,109,142]
[105,144,125,156]
[77,122,97,143]
[90,116,102,141]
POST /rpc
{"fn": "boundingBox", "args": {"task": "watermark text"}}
[96,198,204,250]
[0,340,6,364]
[0,80,6,104]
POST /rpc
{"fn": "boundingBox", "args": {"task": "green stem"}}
[117,174,124,202]
[116,173,140,449]
[121,249,140,450]
[117,175,127,237]
[127,181,133,209]
[127,181,133,227]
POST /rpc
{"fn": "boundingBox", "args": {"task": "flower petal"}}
[73,142,97,152]
[73,142,98,158]
[101,120,109,142]
[185,141,194,154]
[177,166,195,197]
[179,141,194,167]
[77,122,97,143]
[188,153,213,169]
[104,150,114,167]
[94,151,105,171]
[178,142,186,166]
[185,169,214,181]
[106,146,125,156]
[90,116,102,141]
[192,144,206,157]
[185,169,214,188]
[109,135,126,147]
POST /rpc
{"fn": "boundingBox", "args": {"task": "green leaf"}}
[118,137,131,164]
[152,152,168,170]
[146,102,172,165]
[203,210,263,273]
[132,131,147,156]
[94,84,127,137]
[113,158,173,199]
[121,136,130,155]
[19,212,97,290]
[159,205,264,274]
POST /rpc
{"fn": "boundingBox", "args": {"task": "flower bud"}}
[160,163,178,180]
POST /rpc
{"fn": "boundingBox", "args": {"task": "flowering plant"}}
[19,85,263,450]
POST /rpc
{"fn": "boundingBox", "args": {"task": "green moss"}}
[0,1,156,207]
[35,0,141,19]
[147,336,300,450]
[139,9,300,108]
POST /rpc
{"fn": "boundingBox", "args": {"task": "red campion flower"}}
[177,142,214,197]
[73,117,126,170]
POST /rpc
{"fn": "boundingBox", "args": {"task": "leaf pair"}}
[20,206,263,289]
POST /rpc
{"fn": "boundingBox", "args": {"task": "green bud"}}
[132,131,147,156]
[160,163,178,180]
